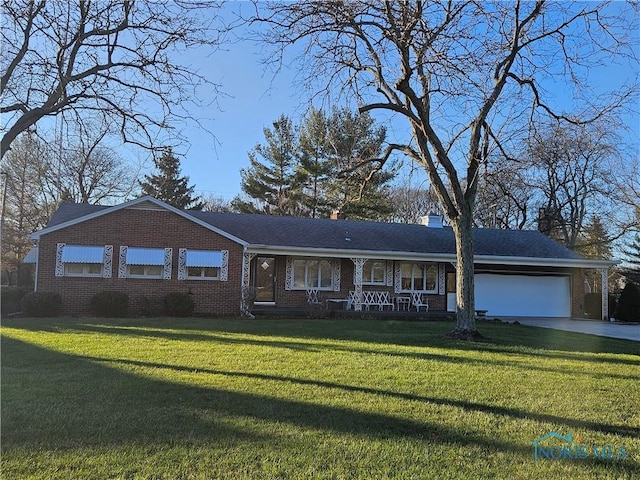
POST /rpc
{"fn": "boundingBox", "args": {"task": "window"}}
[362,260,386,285]
[187,266,220,279]
[186,250,221,280]
[178,249,227,280]
[59,245,105,277]
[124,247,168,279]
[128,264,163,277]
[400,262,437,292]
[291,258,333,290]
[65,263,103,276]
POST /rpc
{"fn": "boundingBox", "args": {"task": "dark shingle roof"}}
[45,202,583,261]
[48,202,111,227]
[188,210,582,260]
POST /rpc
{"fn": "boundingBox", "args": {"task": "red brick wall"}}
[571,268,585,318]
[37,208,244,316]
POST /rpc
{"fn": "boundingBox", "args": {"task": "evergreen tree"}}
[614,281,640,322]
[297,108,332,218]
[234,115,301,215]
[321,108,396,220]
[622,233,640,269]
[575,215,612,260]
[236,109,397,219]
[140,148,203,209]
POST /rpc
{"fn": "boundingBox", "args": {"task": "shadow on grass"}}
[17,318,638,383]
[8,316,639,357]
[1,335,530,455]
[45,321,638,384]
[3,331,638,477]
[82,355,640,440]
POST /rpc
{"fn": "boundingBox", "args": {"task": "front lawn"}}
[1,317,638,479]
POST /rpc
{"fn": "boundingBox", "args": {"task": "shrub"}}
[139,295,163,317]
[614,282,640,322]
[164,292,195,317]
[90,291,129,317]
[20,292,61,317]
[1,286,31,315]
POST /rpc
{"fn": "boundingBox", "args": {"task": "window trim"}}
[177,248,228,281]
[397,261,438,293]
[63,262,104,277]
[361,259,387,286]
[127,264,164,279]
[186,266,221,281]
[287,257,337,291]
[118,246,172,279]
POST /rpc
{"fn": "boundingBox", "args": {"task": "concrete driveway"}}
[501,317,640,342]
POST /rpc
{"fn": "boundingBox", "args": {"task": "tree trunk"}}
[449,210,481,339]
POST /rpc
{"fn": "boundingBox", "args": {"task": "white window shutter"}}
[178,248,187,280]
[103,245,113,278]
[163,248,172,279]
[55,243,65,277]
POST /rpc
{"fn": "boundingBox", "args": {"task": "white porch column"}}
[600,267,609,321]
[351,257,366,311]
[241,252,256,318]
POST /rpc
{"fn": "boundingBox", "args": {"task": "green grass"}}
[2,316,639,479]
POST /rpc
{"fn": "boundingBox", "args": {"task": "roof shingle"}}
[45,202,583,261]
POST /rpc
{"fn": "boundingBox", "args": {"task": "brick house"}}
[28,196,615,319]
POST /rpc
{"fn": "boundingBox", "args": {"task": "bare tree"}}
[1,0,224,157]
[528,122,621,250]
[386,170,441,224]
[252,1,638,336]
[475,157,530,230]
[201,194,235,213]
[52,121,138,204]
[1,134,51,284]
[616,158,640,234]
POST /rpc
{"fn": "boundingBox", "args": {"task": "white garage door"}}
[475,274,571,317]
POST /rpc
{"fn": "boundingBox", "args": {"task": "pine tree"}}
[234,115,301,215]
[622,233,640,269]
[321,108,396,220]
[298,108,332,218]
[140,148,203,210]
[236,109,397,219]
[575,215,612,260]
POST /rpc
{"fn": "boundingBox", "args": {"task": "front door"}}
[254,256,276,303]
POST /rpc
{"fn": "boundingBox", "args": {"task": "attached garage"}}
[475,273,571,318]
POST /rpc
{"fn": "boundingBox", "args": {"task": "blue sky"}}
[165,3,426,202]
[165,2,639,203]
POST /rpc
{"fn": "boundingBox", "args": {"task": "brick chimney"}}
[331,210,346,220]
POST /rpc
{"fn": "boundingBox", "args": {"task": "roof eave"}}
[246,245,617,268]
[246,245,455,261]
[474,255,618,269]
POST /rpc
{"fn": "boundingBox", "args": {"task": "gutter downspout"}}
[33,241,39,292]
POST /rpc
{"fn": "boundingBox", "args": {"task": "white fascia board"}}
[30,196,248,247]
[246,245,617,269]
[474,255,618,269]
[246,245,455,262]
